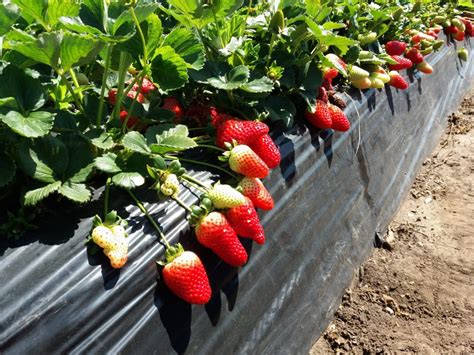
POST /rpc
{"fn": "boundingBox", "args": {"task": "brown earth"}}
[310,90,474,354]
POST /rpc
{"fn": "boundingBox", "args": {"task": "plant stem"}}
[122,73,145,134]
[197,144,226,152]
[165,155,237,178]
[130,6,148,62]
[266,33,277,68]
[97,44,113,128]
[181,174,210,189]
[172,196,193,214]
[103,178,111,218]
[180,177,208,193]
[59,71,85,114]
[112,52,129,122]
[127,190,171,249]
[68,69,84,101]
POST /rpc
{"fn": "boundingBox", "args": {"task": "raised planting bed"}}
[1,36,472,354]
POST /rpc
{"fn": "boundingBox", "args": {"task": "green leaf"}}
[112,3,159,35]
[150,136,197,154]
[7,30,101,70]
[163,28,205,70]
[95,153,122,174]
[145,13,162,55]
[207,65,249,90]
[11,0,46,27]
[0,153,16,187]
[264,95,296,127]
[46,0,80,27]
[60,133,94,183]
[16,135,68,183]
[240,76,274,93]
[85,129,115,150]
[0,111,55,138]
[111,172,145,189]
[0,65,46,112]
[322,22,346,30]
[151,46,189,91]
[0,3,20,36]
[24,181,62,206]
[59,182,91,203]
[122,131,151,155]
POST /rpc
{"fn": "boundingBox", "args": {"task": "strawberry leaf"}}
[0,3,20,36]
[207,65,250,91]
[264,95,296,127]
[151,46,189,91]
[122,131,151,155]
[163,28,205,70]
[95,153,122,174]
[24,181,62,206]
[111,172,145,189]
[58,182,91,203]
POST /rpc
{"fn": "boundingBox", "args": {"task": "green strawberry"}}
[351,77,372,89]
[160,173,180,197]
[207,183,246,209]
[358,32,377,45]
[349,65,370,81]
[458,48,468,61]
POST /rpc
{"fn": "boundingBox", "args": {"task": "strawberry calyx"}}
[161,243,185,265]
[188,197,213,226]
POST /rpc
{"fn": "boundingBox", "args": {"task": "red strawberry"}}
[248,134,281,169]
[304,99,332,129]
[225,197,265,245]
[405,48,424,64]
[323,67,339,81]
[411,35,422,44]
[195,212,248,267]
[387,55,413,71]
[210,109,234,127]
[215,120,269,148]
[328,104,350,132]
[321,79,333,91]
[228,145,269,178]
[162,97,183,123]
[453,30,465,41]
[461,18,473,37]
[119,110,139,128]
[444,25,458,35]
[138,78,155,94]
[162,245,212,304]
[388,71,409,90]
[426,30,438,39]
[317,87,329,103]
[238,177,274,210]
[385,41,407,55]
[107,89,144,106]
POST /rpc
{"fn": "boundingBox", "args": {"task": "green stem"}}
[180,177,208,193]
[182,174,210,189]
[266,33,277,68]
[68,69,83,101]
[112,52,129,122]
[130,6,148,62]
[97,44,113,128]
[165,155,237,178]
[122,73,145,134]
[197,144,225,152]
[104,178,111,218]
[127,190,171,249]
[59,71,84,114]
[172,196,193,214]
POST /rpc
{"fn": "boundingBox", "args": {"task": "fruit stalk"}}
[97,44,114,128]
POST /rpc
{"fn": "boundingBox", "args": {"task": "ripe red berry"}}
[162,247,212,304]
[195,212,248,267]
[228,145,270,179]
[162,97,183,123]
[388,71,409,90]
[385,41,407,55]
[225,197,265,245]
[238,177,274,210]
[215,119,269,148]
[304,99,332,129]
[387,55,413,71]
[248,134,281,169]
[405,48,424,64]
[328,104,350,132]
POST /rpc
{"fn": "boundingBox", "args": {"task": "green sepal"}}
[104,210,118,226]
[158,243,185,265]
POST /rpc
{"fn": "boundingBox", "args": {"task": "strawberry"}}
[387,55,413,71]
[410,34,422,44]
[160,173,180,197]
[461,18,473,37]
[210,108,234,127]
[107,89,144,106]
[371,71,390,84]
[92,225,116,249]
[358,32,377,45]
[349,65,370,81]
[225,197,265,245]
[238,177,274,210]
[369,77,385,89]
[453,30,465,41]
[323,67,339,81]
[388,71,409,90]
[162,245,212,304]
[248,134,281,169]
[452,18,466,32]
[317,86,329,103]
[405,48,424,64]
[207,184,246,209]
[138,78,155,94]
[305,99,332,129]
[328,104,350,132]
[215,120,269,148]
[104,248,128,269]
[228,145,270,179]
[321,79,333,91]
[195,212,248,267]
[111,225,126,239]
[326,53,347,69]
[458,48,468,61]
[351,77,372,89]
[417,61,433,74]
[385,41,407,55]
[162,97,183,123]
[444,25,458,35]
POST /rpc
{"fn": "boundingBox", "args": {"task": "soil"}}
[310,90,474,354]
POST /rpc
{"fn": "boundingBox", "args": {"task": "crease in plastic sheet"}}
[1,40,473,354]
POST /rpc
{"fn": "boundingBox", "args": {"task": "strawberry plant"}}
[0,0,470,303]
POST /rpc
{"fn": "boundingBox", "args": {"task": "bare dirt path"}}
[310,90,474,354]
